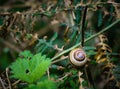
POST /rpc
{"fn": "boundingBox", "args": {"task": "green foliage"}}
[97,10,103,27]
[10,50,51,83]
[35,32,58,53]
[0,0,120,89]
[25,79,57,89]
[35,32,60,57]
[19,50,33,59]
[113,65,120,82]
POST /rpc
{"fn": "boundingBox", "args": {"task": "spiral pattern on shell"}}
[69,48,87,67]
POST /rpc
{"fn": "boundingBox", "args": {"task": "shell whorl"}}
[69,48,87,67]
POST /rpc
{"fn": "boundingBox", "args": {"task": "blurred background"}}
[0,1,120,88]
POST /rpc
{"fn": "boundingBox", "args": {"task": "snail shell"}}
[69,48,87,67]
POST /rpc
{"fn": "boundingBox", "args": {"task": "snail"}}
[69,48,88,67]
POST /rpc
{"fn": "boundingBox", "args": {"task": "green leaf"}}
[10,51,51,83]
[19,50,33,59]
[25,79,57,89]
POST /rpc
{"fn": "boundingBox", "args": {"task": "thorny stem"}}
[51,19,120,61]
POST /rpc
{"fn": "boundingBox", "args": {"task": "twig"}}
[0,38,22,53]
[56,72,71,82]
[78,71,84,89]
[52,56,68,64]
[12,80,21,87]
[51,19,120,61]
[47,68,50,80]
[6,68,12,89]
[0,77,6,89]
[7,13,18,31]
[0,13,11,16]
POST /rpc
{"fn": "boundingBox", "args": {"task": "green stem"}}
[51,19,120,61]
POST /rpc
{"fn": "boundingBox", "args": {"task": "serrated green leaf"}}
[10,58,30,82]
[10,51,51,83]
[24,79,57,89]
[19,50,33,59]
[37,79,57,89]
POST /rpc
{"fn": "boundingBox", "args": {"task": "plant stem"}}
[81,5,88,47]
[51,19,120,61]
